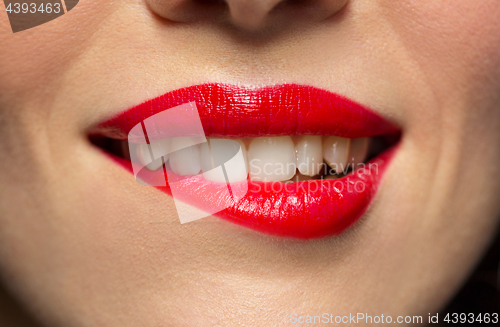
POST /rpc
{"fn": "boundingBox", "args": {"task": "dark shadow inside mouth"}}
[89,134,130,160]
[302,133,401,181]
[88,132,401,182]
[365,133,401,162]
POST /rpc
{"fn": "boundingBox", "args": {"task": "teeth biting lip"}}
[91,83,401,239]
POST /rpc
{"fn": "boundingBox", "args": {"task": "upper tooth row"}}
[132,136,369,183]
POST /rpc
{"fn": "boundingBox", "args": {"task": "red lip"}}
[95,83,399,239]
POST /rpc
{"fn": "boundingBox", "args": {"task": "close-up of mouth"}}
[3,0,500,324]
[89,83,401,239]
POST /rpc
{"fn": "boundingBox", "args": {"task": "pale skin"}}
[1,0,500,326]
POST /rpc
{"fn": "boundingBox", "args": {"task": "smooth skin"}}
[1,0,500,326]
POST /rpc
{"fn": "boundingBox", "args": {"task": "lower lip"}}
[110,146,396,239]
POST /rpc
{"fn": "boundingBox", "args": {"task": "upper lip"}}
[94,83,399,140]
[93,83,400,239]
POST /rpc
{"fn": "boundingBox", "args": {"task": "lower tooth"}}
[323,136,350,173]
[287,173,313,182]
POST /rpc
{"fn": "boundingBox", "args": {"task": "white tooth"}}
[200,142,213,174]
[236,139,249,172]
[169,137,201,175]
[149,138,171,162]
[136,143,164,171]
[248,136,296,182]
[200,138,248,183]
[349,137,370,167]
[295,135,322,176]
[169,136,205,152]
[323,136,350,173]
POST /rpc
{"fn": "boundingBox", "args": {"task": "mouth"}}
[89,83,401,239]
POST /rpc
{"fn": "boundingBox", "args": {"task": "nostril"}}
[194,0,225,5]
[146,0,349,32]
[193,0,226,9]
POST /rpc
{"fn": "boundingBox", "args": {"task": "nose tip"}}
[147,0,349,32]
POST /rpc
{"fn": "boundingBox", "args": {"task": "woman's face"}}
[1,0,500,325]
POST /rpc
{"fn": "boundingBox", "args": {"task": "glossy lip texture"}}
[95,84,400,239]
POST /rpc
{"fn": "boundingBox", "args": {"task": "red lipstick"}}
[95,83,399,239]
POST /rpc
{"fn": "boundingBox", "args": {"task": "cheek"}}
[0,2,114,106]
[386,0,500,93]
[383,0,500,169]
